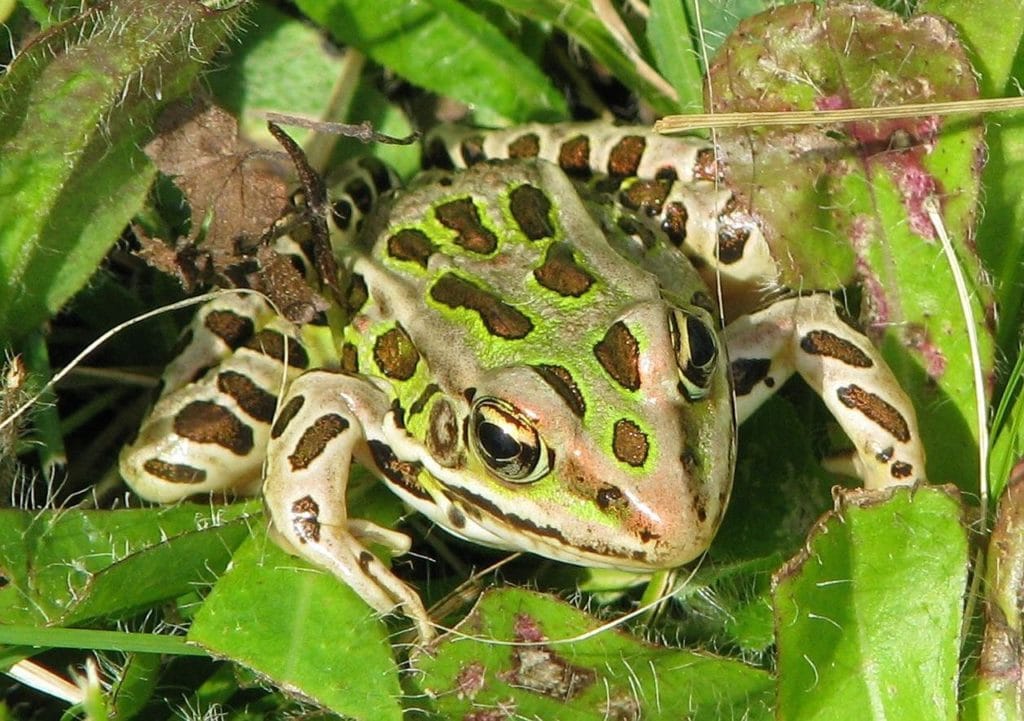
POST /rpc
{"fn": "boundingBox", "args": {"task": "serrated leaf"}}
[0,503,254,626]
[0,0,244,346]
[414,588,773,720]
[188,535,403,721]
[295,0,567,123]
[774,485,969,720]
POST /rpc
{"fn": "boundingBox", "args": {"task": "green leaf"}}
[774,485,969,720]
[413,588,774,720]
[0,503,254,626]
[493,0,680,114]
[647,0,704,111]
[188,535,403,721]
[0,0,244,346]
[294,0,567,123]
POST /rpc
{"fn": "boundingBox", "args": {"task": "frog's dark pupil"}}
[478,420,520,461]
[686,315,717,370]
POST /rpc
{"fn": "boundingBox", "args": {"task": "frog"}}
[119,122,927,642]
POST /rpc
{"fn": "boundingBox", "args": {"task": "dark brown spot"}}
[292,495,319,515]
[331,199,353,231]
[358,551,375,572]
[174,401,253,455]
[143,459,207,485]
[435,197,497,254]
[344,177,374,214]
[558,135,591,177]
[373,325,420,380]
[533,364,586,417]
[271,395,305,439]
[801,330,874,368]
[694,495,707,523]
[619,179,671,216]
[291,495,321,542]
[244,330,309,369]
[409,383,441,416]
[612,419,648,467]
[340,343,359,373]
[217,371,277,423]
[717,197,753,264]
[390,399,406,429]
[533,242,594,297]
[447,505,467,529]
[509,184,554,240]
[387,228,434,267]
[508,133,540,159]
[289,414,349,471]
[655,167,678,182]
[891,461,913,479]
[681,447,700,475]
[730,358,771,396]
[423,137,455,170]
[607,135,646,177]
[836,384,911,443]
[594,322,641,391]
[876,446,894,462]
[616,216,656,249]
[460,135,486,165]
[596,485,624,511]
[367,440,430,500]
[204,310,254,349]
[430,273,533,339]
[694,147,718,181]
[344,274,368,316]
[662,201,689,246]
[427,398,462,467]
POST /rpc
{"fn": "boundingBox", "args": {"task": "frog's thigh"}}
[725,294,926,489]
[263,369,434,640]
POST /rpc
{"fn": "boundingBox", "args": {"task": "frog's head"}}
[419,299,736,571]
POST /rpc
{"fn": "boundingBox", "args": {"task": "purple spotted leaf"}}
[412,587,773,720]
[707,2,993,488]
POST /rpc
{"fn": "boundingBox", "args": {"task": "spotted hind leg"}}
[724,293,927,489]
[263,369,434,641]
[119,294,312,503]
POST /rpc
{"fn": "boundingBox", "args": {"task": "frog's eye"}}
[470,398,550,483]
[669,308,719,401]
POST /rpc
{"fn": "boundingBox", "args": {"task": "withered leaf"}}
[144,98,290,283]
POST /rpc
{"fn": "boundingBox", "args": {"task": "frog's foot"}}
[264,369,435,642]
[725,293,927,489]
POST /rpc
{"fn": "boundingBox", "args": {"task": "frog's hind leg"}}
[262,368,434,641]
[724,293,926,489]
[119,294,309,503]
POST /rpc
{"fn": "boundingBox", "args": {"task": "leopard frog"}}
[120,122,927,640]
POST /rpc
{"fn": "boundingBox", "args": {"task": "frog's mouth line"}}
[439,484,653,568]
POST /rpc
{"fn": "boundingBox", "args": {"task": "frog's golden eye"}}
[470,398,550,483]
[669,308,719,401]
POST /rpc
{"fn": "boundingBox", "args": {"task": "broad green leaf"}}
[0,503,254,626]
[0,0,244,346]
[294,0,567,123]
[707,2,992,488]
[774,485,969,720]
[188,535,403,721]
[414,588,773,720]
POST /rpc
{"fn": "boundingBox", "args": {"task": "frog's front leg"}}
[263,369,434,641]
[725,293,927,489]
